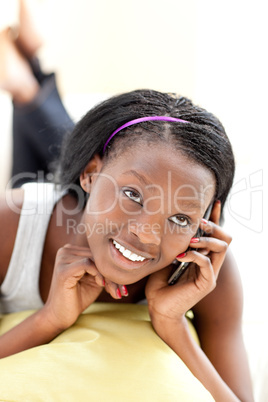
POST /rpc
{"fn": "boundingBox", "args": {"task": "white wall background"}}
[1,0,267,398]
[194,0,268,316]
[39,0,197,96]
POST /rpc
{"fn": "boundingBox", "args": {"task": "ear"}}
[80,154,103,193]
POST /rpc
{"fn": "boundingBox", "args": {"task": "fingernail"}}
[176,252,186,259]
[116,288,122,299]
[102,279,106,286]
[190,237,199,243]
[201,218,208,224]
[121,285,128,296]
[216,199,221,204]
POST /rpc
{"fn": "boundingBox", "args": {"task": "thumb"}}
[148,265,174,288]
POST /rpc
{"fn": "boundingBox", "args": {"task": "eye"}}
[169,215,190,227]
[123,188,143,205]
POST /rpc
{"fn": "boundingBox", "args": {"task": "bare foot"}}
[0,28,39,104]
[15,0,44,57]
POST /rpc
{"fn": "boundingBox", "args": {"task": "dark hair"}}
[57,89,235,210]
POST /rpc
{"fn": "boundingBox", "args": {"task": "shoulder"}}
[192,248,243,327]
[0,188,24,284]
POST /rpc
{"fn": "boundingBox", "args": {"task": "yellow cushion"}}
[0,303,214,401]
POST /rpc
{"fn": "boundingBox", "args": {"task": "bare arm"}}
[192,250,254,402]
[0,310,63,358]
[0,191,57,358]
[0,244,104,358]
[151,312,240,401]
[0,242,128,358]
[146,203,254,401]
[0,189,129,358]
[146,263,240,402]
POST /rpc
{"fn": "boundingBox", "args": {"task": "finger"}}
[198,220,232,244]
[151,265,174,286]
[145,266,175,297]
[104,280,123,299]
[61,243,93,256]
[60,248,126,298]
[119,284,129,297]
[176,250,216,281]
[78,259,106,288]
[59,257,104,288]
[56,245,94,267]
[189,236,229,254]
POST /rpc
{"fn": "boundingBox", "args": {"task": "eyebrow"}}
[177,200,203,210]
[122,170,153,187]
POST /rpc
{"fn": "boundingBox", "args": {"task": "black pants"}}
[11,59,75,188]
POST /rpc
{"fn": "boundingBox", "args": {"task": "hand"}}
[41,244,128,331]
[41,244,105,330]
[145,201,232,323]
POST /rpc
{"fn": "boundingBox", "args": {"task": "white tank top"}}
[0,182,65,314]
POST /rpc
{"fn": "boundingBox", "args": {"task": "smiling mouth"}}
[112,240,147,262]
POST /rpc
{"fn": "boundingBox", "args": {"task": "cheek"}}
[87,177,118,217]
[161,224,194,259]
[84,186,125,244]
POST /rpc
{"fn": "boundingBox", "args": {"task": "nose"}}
[128,219,161,246]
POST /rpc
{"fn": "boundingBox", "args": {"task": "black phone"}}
[168,203,213,286]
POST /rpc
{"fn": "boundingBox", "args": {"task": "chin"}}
[97,263,144,285]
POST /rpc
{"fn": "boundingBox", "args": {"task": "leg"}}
[15,0,44,58]
[0,28,39,104]
[0,1,75,187]
[12,64,75,187]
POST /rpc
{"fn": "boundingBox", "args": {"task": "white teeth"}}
[129,253,140,262]
[113,240,146,262]
[123,249,131,259]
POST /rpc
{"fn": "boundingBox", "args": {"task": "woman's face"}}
[81,143,215,285]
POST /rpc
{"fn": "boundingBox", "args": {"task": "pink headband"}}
[103,116,188,152]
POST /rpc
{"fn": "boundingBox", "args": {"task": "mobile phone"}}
[168,203,213,286]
